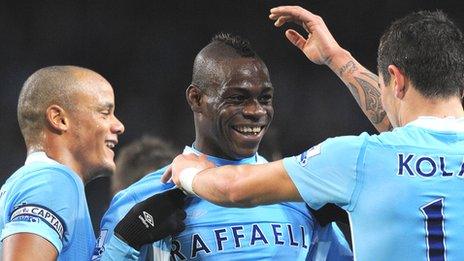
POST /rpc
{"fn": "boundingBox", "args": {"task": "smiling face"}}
[66,73,125,177]
[195,57,274,159]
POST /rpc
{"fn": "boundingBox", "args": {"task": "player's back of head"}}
[377,10,464,99]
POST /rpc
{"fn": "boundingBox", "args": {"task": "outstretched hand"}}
[269,6,343,65]
[161,154,215,190]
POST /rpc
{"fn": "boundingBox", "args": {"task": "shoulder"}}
[7,163,82,200]
[101,165,175,228]
[291,133,370,166]
[1,164,85,250]
[113,165,174,203]
[369,125,440,147]
[322,132,370,152]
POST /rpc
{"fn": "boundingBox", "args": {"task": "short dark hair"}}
[191,33,264,92]
[377,10,464,98]
[112,135,178,194]
[17,65,89,147]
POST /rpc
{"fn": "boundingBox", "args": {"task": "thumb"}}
[285,29,306,51]
[161,165,173,183]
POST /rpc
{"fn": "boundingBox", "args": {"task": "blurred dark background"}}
[1,0,463,230]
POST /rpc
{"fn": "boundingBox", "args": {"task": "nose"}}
[111,115,125,135]
[242,99,266,119]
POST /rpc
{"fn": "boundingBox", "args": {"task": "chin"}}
[232,147,259,159]
[92,161,115,177]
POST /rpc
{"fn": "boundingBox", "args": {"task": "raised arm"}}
[161,154,302,207]
[269,6,392,132]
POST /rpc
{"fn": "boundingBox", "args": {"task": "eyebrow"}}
[225,84,274,92]
[100,102,114,110]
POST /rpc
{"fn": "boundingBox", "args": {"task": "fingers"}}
[176,209,187,220]
[176,222,186,233]
[183,153,198,160]
[270,15,292,27]
[160,164,172,183]
[165,188,187,204]
[269,6,315,25]
[285,29,307,50]
[175,210,187,232]
[198,154,208,162]
[162,209,187,235]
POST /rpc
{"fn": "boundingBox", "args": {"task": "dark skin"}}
[187,57,274,160]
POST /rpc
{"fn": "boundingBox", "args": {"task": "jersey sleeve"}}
[93,168,176,260]
[0,167,80,253]
[282,133,368,211]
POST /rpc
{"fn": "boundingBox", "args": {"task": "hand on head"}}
[161,154,215,189]
[269,6,343,65]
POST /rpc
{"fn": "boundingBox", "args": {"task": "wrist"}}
[179,167,201,195]
[326,48,352,69]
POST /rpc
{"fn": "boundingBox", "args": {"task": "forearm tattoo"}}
[348,83,361,105]
[338,60,357,76]
[338,60,388,126]
[360,71,378,81]
[354,76,386,124]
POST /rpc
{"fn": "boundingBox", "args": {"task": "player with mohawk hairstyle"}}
[94,33,353,260]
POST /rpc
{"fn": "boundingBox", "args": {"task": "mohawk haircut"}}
[211,33,257,58]
[191,33,265,92]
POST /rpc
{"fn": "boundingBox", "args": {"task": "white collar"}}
[25,151,59,165]
[406,116,464,132]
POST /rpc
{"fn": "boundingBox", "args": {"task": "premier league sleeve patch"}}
[297,144,322,166]
[10,204,66,240]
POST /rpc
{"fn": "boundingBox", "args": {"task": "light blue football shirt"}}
[283,117,464,261]
[0,152,95,260]
[95,146,352,260]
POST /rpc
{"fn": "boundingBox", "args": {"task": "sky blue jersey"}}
[0,152,95,260]
[95,146,352,260]
[283,117,464,261]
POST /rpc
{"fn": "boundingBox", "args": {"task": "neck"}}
[192,138,230,159]
[398,93,464,126]
[38,139,88,183]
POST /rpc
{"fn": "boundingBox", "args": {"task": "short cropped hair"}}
[17,66,85,146]
[112,135,179,194]
[378,10,464,98]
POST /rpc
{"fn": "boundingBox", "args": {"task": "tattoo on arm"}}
[360,71,378,81]
[338,60,357,76]
[348,83,361,105]
[338,60,391,130]
[354,76,386,124]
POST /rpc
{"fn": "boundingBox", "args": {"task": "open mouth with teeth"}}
[232,125,264,136]
[105,141,116,149]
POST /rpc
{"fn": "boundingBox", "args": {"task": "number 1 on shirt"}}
[420,198,446,261]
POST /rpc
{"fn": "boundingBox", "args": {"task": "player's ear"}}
[186,85,204,113]
[45,105,69,133]
[387,65,406,99]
